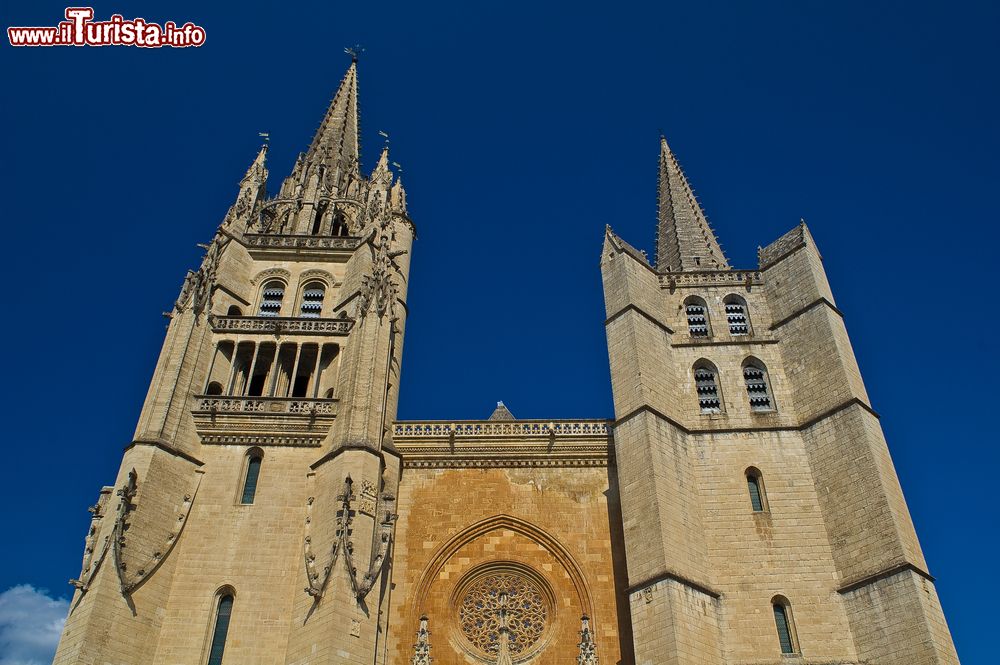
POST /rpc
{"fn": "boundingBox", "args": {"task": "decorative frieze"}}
[243,233,361,251]
[195,395,336,415]
[394,420,608,438]
[393,419,612,468]
[209,315,354,336]
[658,270,763,290]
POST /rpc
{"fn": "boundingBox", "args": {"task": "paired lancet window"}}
[693,362,722,413]
[685,297,710,337]
[743,359,775,412]
[258,280,285,317]
[207,590,234,665]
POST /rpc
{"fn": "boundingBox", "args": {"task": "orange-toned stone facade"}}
[388,422,630,665]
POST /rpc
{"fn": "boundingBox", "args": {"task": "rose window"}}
[458,571,548,660]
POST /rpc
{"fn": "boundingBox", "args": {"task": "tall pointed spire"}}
[655,136,729,272]
[304,60,360,178]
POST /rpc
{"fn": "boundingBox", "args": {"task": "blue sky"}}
[2,1,998,662]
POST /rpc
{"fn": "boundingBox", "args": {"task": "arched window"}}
[772,596,798,654]
[743,358,775,412]
[299,282,326,318]
[226,305,243,316]
[684,296,710,337]
[206,381,223,396]
[724,295,751,336]
[258,280,284,317]
[693,361,722,413]
[207,590,234,665]
[746,467,767,512]
[331,208,349,237]
[240,450,262,504]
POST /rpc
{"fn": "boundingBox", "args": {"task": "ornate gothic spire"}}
[655,135,729,272]
[304,60,360,178]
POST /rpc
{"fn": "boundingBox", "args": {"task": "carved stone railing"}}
[392,419,612,468]
[210,315,354,335]
[659,270,763,290]
[243,234,362,251]
[393,420,609,438]
[194,395,337,415]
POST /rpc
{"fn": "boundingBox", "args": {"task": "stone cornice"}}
[769,297,844,331]
[614,398,878,436]
[626,568,721,599]
[126,438,204,466]
[837,562,934,595]
[658,269,763,291]
[604,304,674,334]
[672,337,780,348]
[394,419,612,469]
[242,233,361,256]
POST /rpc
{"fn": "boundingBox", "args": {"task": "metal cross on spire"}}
[344,44,365,62]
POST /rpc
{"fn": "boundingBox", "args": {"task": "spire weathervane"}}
[345,44,364,62]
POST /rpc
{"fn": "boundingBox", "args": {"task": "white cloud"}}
[0,585,70,665]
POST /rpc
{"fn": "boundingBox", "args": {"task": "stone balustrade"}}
[210,315,354,335]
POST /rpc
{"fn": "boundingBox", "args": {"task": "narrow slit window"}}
[258,281,284,317]
[241,454,261,504]
[694,364,722,413]
[725,296,750,336]
[300,283,325,318]
[743,360,774,412]
[772,599,797,654]
[207,593,234,665]
[685,297,710,337]
[746,469,766,512]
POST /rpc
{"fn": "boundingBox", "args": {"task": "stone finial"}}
[489,401,516,421]
[412,615,432,665]
[577,614,598,665]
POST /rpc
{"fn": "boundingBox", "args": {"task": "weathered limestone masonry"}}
[600,136,959,664]
[53,61,957,665]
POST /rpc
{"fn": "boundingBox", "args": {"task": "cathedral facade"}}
[54,60,959,665]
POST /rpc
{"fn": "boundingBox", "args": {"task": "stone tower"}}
[53,59,959,665]
[54,58,415,664]
[600,136,959,663]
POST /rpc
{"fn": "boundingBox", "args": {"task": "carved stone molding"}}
[658,270,763,291]
[302,475,397,602]
[194,395,337,415]
[250,267,291,286]
[244,233,361,251]
[209,315,354,336]
[298,269,338,287]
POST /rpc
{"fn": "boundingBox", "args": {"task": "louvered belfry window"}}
[300,283,325,318]
[773,601,795,654]
[726,298,750,335]
[686,299,710,337]
[694,365,722,413]
[241,456,261,504]
[207,593,234,665]
[743,362,774,411]
[258,281,284,317]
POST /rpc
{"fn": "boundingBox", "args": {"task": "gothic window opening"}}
[206,591,234,665]
[291,344,320,397]
[226,305,243,316]
[772,597,798,655]
[311,201,329,235]
[743,358,775,412]
[229,342,256,395]
[694,362,722,413]
[258,280,285,317]
[725,295,751,336]
[240,451,262,504]
[331,208,349,237]
[204,341,234,395]
[206,381,223,396]
[245,343,276,397]
[746,467,767,512]
[685,297,710,337]
[299,282,325,318]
